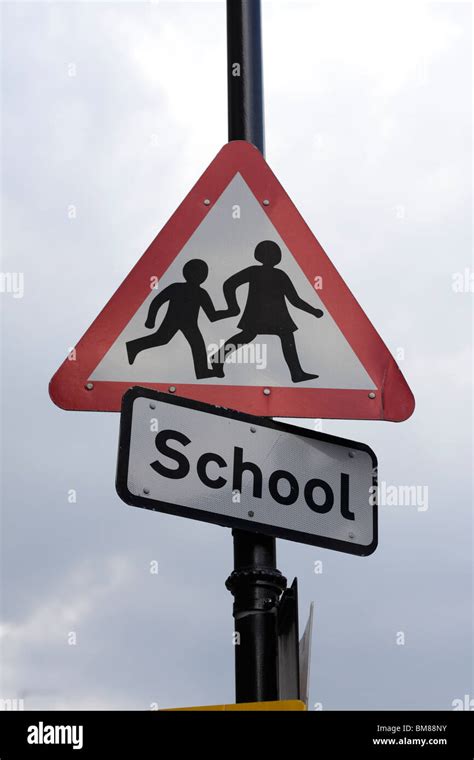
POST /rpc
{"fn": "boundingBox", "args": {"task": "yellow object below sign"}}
[163,700,306,711]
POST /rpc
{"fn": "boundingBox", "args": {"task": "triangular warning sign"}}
[49,141,415,421]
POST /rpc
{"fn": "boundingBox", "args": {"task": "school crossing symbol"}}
[49,141,415,420]
[126,242,324,384]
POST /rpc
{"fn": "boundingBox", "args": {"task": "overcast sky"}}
[1,0,472,710]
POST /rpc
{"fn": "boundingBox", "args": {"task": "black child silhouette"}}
[209,240,324,383]
[126,259,228,380]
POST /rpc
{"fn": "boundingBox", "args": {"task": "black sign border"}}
[116,387,378,556]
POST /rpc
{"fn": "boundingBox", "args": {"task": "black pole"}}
[226,0,265,154]
[226,531,287,702]
[225,0,287,704]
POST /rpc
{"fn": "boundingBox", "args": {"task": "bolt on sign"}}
[49,141,414,421]
[116,388,378,556]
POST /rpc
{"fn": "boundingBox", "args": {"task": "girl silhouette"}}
[209,240,323,383]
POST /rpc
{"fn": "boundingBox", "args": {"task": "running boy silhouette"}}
[209,240,324,383]
[126,259,228,379]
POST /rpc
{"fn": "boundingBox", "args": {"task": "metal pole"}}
[225,0,287,704]
[226,0,265,153]
[226,532,287,702]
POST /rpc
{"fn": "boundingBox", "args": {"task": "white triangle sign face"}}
[49,142,415,420]
[91,174,374,391]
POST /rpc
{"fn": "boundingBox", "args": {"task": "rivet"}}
[368,392,376,399]
[248,511,254,518]
[143,488,150,495]
[348,532,355,539]
[85,382,94,390]
[250,426,257,433]
[348,451,354,458]
[263,388,271,396]
[263,199,270,206]
[203,198,211,206]
[168,386,176,393]
[149,403,156,410]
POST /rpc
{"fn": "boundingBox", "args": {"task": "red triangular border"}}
[49,141,415,421]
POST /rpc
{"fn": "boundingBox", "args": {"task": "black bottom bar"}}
[1,710,472,757]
